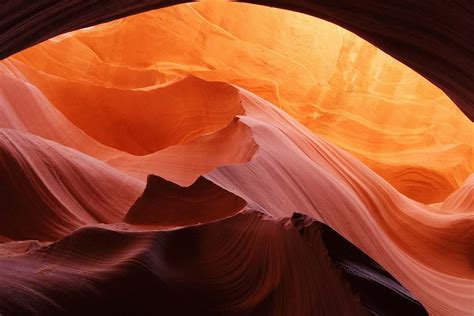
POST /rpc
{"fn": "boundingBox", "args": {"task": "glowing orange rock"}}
[0,3,472,315]
[8,2,472,203]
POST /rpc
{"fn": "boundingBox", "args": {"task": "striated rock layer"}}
[0,128,142,241]
[0,2,472,316]
[0,209,427,316]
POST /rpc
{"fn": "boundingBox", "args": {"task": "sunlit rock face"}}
[7,3,472,204]
[0,2,472,316]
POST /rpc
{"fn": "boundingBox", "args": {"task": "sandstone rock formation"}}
[0,2,472,315]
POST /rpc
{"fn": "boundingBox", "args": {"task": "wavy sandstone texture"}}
[7,3,472,204]
[0,2,472,316]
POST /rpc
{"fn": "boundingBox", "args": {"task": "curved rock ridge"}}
[0,65,258,186]
[2,66,244,155]
[107,117,259,186]
[0,63,116,157]
[206,88,474,315]
[124,175,247,226]
[0,1,472,121]
[435,174,474,214]
[0,128,143,241]
[0,210,427,315]
[6,2,472,203]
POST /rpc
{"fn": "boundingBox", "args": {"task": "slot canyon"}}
[0,1,472,315]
